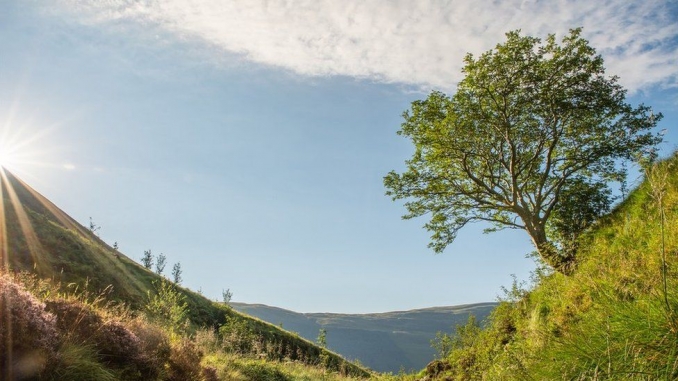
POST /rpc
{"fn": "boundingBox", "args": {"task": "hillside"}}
[419,155,678,380]
[0,168,370,380]
[232,303,496,373]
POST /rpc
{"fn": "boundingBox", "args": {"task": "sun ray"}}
[14,172,90,237]
[0,169,13,381]
[0,170,7,272]
[0,118,63,174]
[0,167,48,275]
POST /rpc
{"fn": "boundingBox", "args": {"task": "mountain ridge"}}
[231,301,497,373]
[232,302,496,316]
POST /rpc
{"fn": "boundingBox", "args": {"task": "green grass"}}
[50,342,119,381]
[418,153,678,380]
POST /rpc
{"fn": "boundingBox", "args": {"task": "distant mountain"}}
[231,302,497,373]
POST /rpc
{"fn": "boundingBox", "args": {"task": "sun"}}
[0,100,72,183]
[0,143,18,168]
[0,134,26,171]
[0,116,60,175]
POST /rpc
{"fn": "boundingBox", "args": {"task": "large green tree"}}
[384,29,661,273]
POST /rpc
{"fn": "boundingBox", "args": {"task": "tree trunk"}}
[528,224,576,275]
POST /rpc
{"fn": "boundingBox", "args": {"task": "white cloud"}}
[57,0,678,92]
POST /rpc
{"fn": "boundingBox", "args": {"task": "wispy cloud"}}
[56,0,678,92]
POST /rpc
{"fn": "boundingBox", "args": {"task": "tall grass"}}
[529,285,678,380]
[50,342,118,381]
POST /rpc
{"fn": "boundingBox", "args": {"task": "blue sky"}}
[1,1,677,313]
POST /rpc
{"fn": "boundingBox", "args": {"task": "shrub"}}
[45,298,103,340]
[45,299,141,361]
[167,338,204,381]
[194,327,221,354]
[201,365,219,381]
[44,298,163,379]
[97,320,142,366]
[126,316,172,379]
[220,317,256,354]
[0,273,58,379]
[235,360,291,381]
[145,279,188,336]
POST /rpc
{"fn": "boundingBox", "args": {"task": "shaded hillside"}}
[0,168,369,378]
[419,154,678,380]
[232,303,496,373]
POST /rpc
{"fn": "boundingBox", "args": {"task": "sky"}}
[0,0,677,314]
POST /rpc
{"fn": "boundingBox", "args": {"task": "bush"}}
[45,299,141,362]
[146,280,188,336]
[194,327,221,354]
[220,317,256,354]
[44,298,167,379]
[126,316,172,379]
[167,338,204,381]
[235,360,291,381]
[0,273,58,379]
[201,365,219,381]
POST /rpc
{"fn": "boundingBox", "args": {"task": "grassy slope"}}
[421,154,678,380]
[1,169,369,378]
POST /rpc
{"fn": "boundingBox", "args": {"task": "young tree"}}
[112,241,120,259]
[146,279,188,335]
[316,328,327,348]
[222,288,233,305]
[316,328,329,368]
[155,253,167,275]
[384,29,661,273]
[89,217,100,236]
[141,249,154,269]
[172,262,182,284]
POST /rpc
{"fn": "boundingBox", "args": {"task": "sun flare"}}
[0,142,19,169]
[0,135,32,173]
[0,110,65,177]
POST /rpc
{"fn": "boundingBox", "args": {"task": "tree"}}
[89,217,100,236]
[141,249,154,269]
[546,176,612,259]
[172,262,182,284]
[384,29,661,273]
[316,328,330,368]
[155,253,167,275]
[146,279,188,336]
[112,241,120,259]
[316,328,327,348]
[222,288,233,305]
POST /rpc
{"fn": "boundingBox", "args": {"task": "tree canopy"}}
[384,28,661,273]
